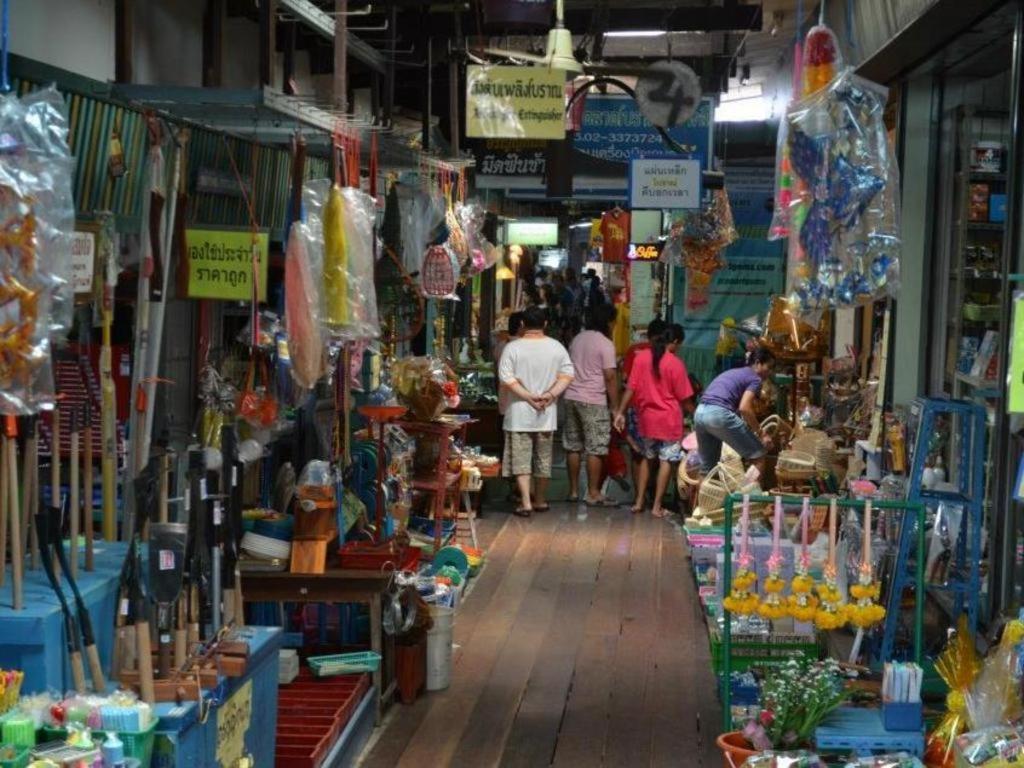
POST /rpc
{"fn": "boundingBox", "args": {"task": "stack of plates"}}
[241,531,291,561]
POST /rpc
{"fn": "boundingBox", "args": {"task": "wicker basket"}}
[790,428,828,454]
[760,415,793,446]
[698,464,739,513]
[814,439,836,472]
[775,450,816,483]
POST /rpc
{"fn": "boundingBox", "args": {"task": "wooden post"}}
[202,0,225,87]
[115,0,133,83]
[259,0,277,88]
[334,0,348,113]
[283,20,297,95]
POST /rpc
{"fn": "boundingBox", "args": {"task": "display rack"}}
[940,107,1010,565]
[719,493,926,732]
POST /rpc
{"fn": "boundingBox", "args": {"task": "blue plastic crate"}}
[815,707,924,757]
[882,701,923,732]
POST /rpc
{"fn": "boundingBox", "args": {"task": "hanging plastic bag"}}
[456,200,499,275]
[769,23,843,242]
[238,357,279,428]
[302,179,381,341]
[0,87,76,414]
[783,67,901,313]
[284,222,325,389]
[236,309,281,350]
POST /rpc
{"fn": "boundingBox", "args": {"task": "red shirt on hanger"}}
[600,209,630,264]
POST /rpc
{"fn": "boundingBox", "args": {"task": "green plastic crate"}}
[37,720,156,768]
[0,745,29,768]
[709,627,821,673]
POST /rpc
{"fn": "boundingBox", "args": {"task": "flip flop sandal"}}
[585,497,614,507]
[651,508,670,519]
[533,504,550,513]
[513,507,532,518]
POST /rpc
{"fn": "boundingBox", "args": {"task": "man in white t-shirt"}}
[498,306,574,517]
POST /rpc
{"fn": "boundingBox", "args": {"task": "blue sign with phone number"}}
[574,95,713,169]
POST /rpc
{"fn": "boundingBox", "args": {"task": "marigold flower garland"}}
[814,497,847,629]
[722,494,760,616]
[787,496,819,622]
[847,499,886,629]
[759,496,789,620]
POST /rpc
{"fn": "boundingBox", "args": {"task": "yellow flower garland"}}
[722,568,760,616]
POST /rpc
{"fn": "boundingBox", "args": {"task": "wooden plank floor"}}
[358,505,721,768]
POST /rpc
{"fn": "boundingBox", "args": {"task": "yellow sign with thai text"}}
[186,229,268,301]
[216,679,252,767]
[466,65,566,140]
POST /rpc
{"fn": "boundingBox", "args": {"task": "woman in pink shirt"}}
[613,324,694,517]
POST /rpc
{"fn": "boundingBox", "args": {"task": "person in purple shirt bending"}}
[693,347,776,474]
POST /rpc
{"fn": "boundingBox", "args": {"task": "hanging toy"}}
[722,495,760,616]
[323,184,349,327]
[847,499,886,629]
[787,497,819,622]
[758,496,789,621]
[815,498,847,629]
[801,22,840,97]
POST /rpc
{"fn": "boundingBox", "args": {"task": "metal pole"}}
[992,0,1024,616]
[721,493,734,732]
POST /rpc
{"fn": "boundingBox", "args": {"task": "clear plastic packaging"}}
[392,356,458,421]
[742,752,825,767]
[0,86,76,414]
[302,180,381,341]
[841,755,923,768]
[965,619,1024,730]
[284,222,326,389]
[778,67,901,313]
[456,201,499,275]
[237,309,281,350]
[402,190,446,276]
[769,23,843,241]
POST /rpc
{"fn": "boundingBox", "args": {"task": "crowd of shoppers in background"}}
[495,264,775,520]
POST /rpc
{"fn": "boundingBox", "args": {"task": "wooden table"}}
[241,569,395,723]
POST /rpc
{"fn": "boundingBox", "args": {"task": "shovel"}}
[50,502,107,691]
[35,503,86,692]
[148,522,187,678]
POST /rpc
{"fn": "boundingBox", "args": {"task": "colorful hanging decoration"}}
[758,496,789,621]
[664,187,737,312]
[722,495,760,616]
[0,87,75,414]
[787,497,819,622]
[847,499,886,629]
[421,244,460,300]
[770,13,900,314]
[814,498,847,630]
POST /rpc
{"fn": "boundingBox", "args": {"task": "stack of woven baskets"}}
[680,445,762,526]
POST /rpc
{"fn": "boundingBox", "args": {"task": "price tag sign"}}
[627,242,664,262]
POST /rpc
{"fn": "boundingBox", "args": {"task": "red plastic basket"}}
[338,540,420,571]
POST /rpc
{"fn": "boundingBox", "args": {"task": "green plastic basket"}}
[37,720,156,768]
[308,651,382,677]
[0,745,29,768]
[0,717,33,749]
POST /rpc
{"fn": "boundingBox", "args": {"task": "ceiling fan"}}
[480,0,584,74]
